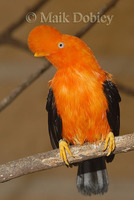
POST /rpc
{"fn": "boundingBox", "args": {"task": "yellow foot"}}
[59,139,74,166]
[103,132,115,156]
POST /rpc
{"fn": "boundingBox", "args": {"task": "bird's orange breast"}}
[51,67,111,145]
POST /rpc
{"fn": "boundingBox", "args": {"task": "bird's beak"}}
[34,52,50,57]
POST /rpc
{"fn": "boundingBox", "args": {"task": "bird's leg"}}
[103,132,115,156]
[59,139,74,166]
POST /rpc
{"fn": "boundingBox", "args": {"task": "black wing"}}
[46,88,62,149]
[103,80,121,162]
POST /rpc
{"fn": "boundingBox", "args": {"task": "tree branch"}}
[117,82,134,96]
[0,133,134,183]
[2,0,49,35]
[76,0,119,38]
[0,62,51,112]
[0,0,49,51]
[0,0,120,112]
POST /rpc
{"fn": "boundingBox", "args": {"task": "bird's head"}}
[28,25,91,68]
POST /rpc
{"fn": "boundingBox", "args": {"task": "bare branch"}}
[0,63,51,112]
[117,82,134,96]
[0,0,49,50]
[6,37,28,52]
[4,0,49,34]
[0,133,134,183]
[76,0,119,38]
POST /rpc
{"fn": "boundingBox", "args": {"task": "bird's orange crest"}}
[28,25,100,70]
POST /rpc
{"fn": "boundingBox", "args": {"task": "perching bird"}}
[28,25,121,196]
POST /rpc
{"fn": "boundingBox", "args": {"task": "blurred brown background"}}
[0,0,134,200]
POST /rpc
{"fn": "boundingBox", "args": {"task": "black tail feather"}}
[76,157,109,196]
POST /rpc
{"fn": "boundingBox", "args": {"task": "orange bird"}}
[28,25,121,196]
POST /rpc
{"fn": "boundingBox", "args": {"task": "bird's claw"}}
[59,139,74,166]
[103,132,115,156]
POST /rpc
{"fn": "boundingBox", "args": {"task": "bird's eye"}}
[58,42,65,48]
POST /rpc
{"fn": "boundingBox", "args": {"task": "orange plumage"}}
[28,25,111,145]
[28,25,120,196]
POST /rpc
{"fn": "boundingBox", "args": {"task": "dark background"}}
[0,0,134,199]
